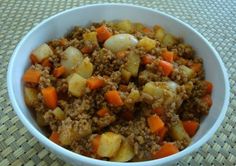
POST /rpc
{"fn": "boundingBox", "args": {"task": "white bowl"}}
[7,3,230,166]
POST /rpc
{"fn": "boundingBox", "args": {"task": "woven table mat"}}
[0,0,235,165]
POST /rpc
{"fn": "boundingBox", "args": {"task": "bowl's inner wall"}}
[11,5,226,149]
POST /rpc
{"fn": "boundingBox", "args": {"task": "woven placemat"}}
[0,0,235,165]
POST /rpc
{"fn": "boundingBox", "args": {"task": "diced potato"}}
[59,126,77,146]
[24,87,38,107]
[83,32,98,46]
[162,34,176,47]
[169,119,191,144]
[133,22,145,32]
[125,51,140,76]
[154,26,166,41]
[53,107,65,120]
[137,37,156,51]
[75,57,93,78]
[36,112,47,126]
[143,82,164,99]
[68,73,87,97]
[111,139,134,162]
[115,20,134,33]
[61,46,83,74]
[128,89,140,103]
[97,132,122,157]
[179,65,194,79]
[121,69,132,82]
[104,34,138,53]
[31,43,53,62]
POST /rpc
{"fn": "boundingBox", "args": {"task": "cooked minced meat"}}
[22,20,213,162]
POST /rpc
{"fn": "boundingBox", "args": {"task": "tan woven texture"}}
[0,0,235,165]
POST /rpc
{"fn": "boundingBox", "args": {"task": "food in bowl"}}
[22,20,213,162]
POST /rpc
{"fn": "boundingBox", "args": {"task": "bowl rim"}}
[7,3,230,166]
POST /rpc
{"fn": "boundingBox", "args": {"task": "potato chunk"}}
[169,119,191,144]
[31,43,53,62]
[137,37,156,51]
[125,51,140,76]
[111,139,134,162]
[121,69,132,83]
[75,57,93,78]
[24,87,38,107]
[143,82,164,99]
[83,32,98,46]
[162,34,176,47]
[68,73,87,97]
[115,20,134,33]
[53,107,65,120]
[154,26,166,42]
[61,46,83,74]
[179,65,194,80]
[97,132,122,157]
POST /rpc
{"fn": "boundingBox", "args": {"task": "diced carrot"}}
[105,90,124,106]
[191,63,202,73]
[153,142,179,159]
[87,77,105,90]
[202,95,212,107]
[119,84,128,92]
[91,135,101,153]
[53,66,65,78]
[121,110,134,121]
[116,51,127,58]
[81,46,93,54]
[158,60,173,76]
[23,69,41,84]
[97,108,109,117]
[41,58,52,68]
[41,86,58,109]
[142,27,152,33]
[204,81,213,94]
[162,51,174,63]
[147,115,165,133]
[153,107,165,116]
[182,120,199,137]
[142,54,155,64]
[158,126,168,142]
[30,54,39,64]
[96,25,112,42]
[49,131,60,144]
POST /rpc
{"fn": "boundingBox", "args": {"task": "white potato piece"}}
[59,126,77,146]
[31,43,53,62]
[115,20,134,33]
[68,73,87,97]
[143,82,164,99]
[36,112,47,126]
[53,107,65,120]
[75,57,93,78]
[111,139,135,162]
[162,34,176,47]
[97,132,122,158]
[125,51,140,76]
[121,69,132,82]
[179,65,194,79]
[137,37,157,51]
[24,87,38,107]
[104,34,138,52]
[83,32,98,46]
[169,119,191,144]
[154,26,166,41]
[61,46,83,74]
[128,89,140,103]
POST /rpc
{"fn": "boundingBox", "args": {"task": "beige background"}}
[0,0,235,165]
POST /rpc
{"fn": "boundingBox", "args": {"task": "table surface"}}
[0,0,236,165]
